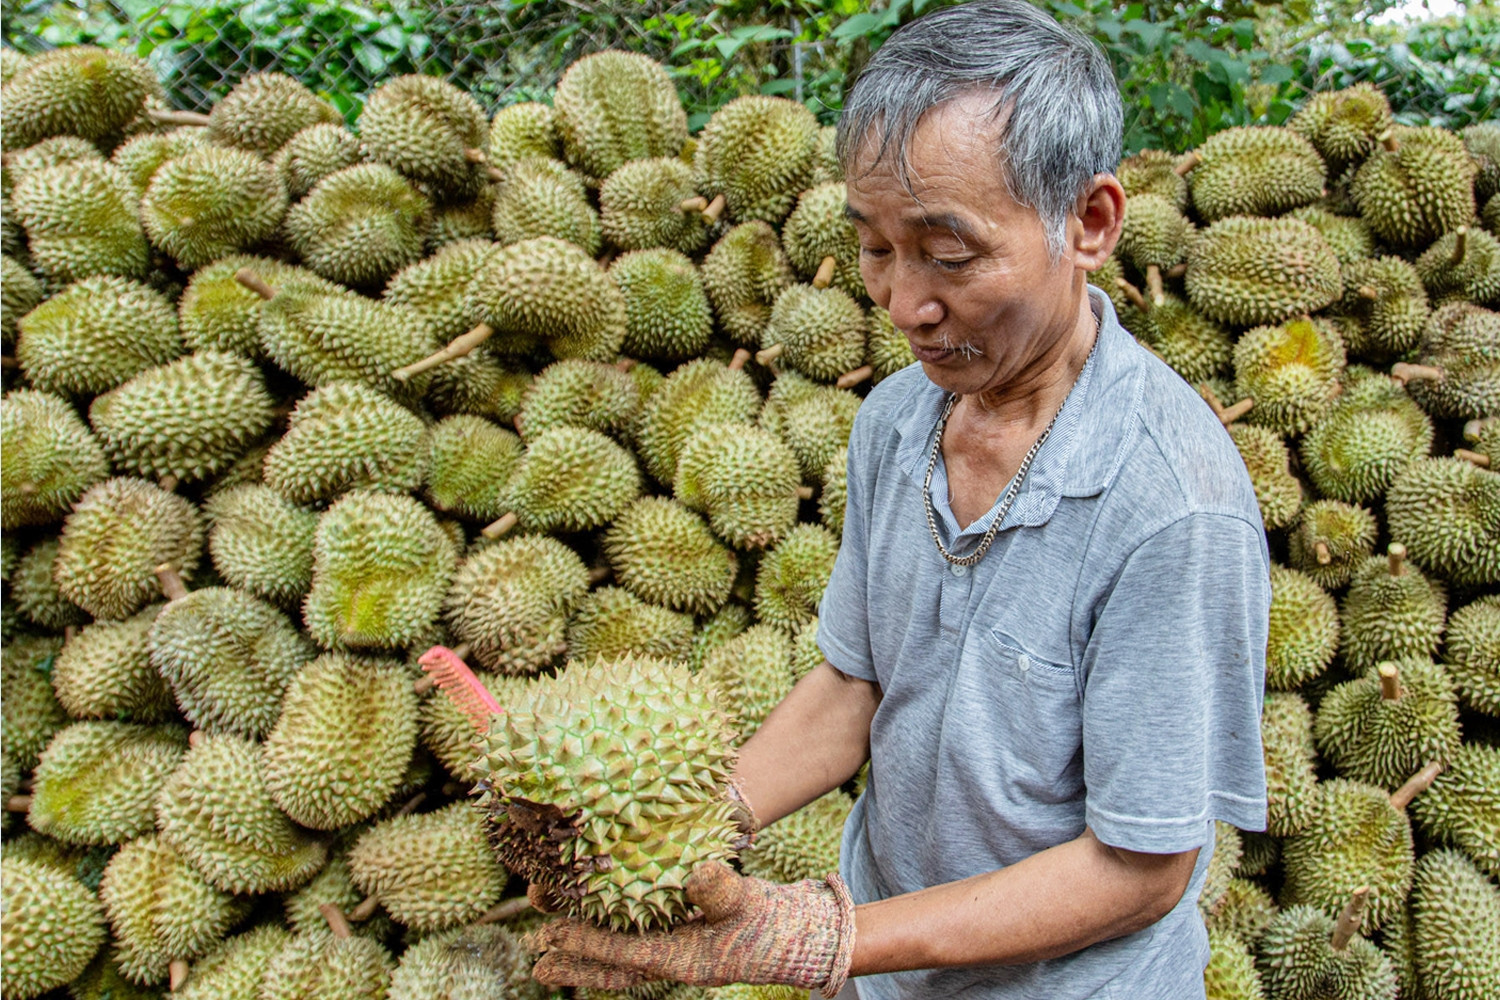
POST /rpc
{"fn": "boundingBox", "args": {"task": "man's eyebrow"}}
[843,203,865,222]
[918,212,980,244]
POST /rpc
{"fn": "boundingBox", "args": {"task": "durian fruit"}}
[444,534,588,675]
[53,477,203,621]
[174,923,291,1000]
[1186,216,1342,327]
[1467,121,1500,202]
[281,841,395,942]
[700,623,797,739]
[490,156,601,255]
[423,414,523,521]
[694,95,819,225]
[0,634,67,775]
[383,237,496,342]
[265,381,430,504]
[688,603,752,676]
[599,157,712,255]
[1257,896,1398,1000]
[178,254,340,359]
[0,855,108,998]
[1315,659,1461,789]
[758,372,860,485]
[1351,126,1477,249]
[741,788,850,884]
[1262,692,1320,838]
[1415,224,1500,307]
[1,389,109,529]
[1286,206,1375,266]
[701,220,796,346]
[1408,849,1500,1000]
[516,359,640,443]
[1403,302,1500,421]
[262,652,419,829]
[1117,193,1193,303]
[28,721,188,845]
[486,426,641,537]
[0,44,158,148]
[1187,126,1325,222]
[286,163,432,288]
[760,284,867,383]
[140,146,288,270]
[65,946,164,1000]
[1206,878,1280,949]
[1226,422,1303,532]
[1411,742,1500,879]
[604,496,737,615]
[1232,315,1347,437]
[637,357,762,484]
[429,190,496,248]
[1,252,41,343]
[347,802,505,932]
[612,248,715,362]
[567,586,695,663]
[303,491,458,650]
[754,523,840,632]
[88,351,277,483]
[1281,778,1419,935]
[9,537,90,633]
[1339,546,1446,673]
[675,421,802,550]
[358,74,490,197]
[1385,456,1500,588]
[109,126,208,198]
[1118,148,1191,211]
[1286,500,1378,590]
[1336,256,1429,361]
[552,50,689,184]
[258,906,395,1000]
[855,305,917,386]
[781,182,863,299]
[1484,192,1500,237]
[51,606,173,722]
[1299,368,1433,504]
[821,446,849,537]
[1205,930,1265,1000]
[149,587,316,739]
[488,100,561,170]
[1288,83,1393,175]
[1116,285,1233,384]
[16,273,182,396]
[1445,594,1500,716]
[387,921,550,1000]
[471,653,741,931]
[156,732,327,894]
[195,71,340,157]
[1201,821,1246,917]
[204,484,319,608]
[273,121,367,198]
[1239,831,1281,879]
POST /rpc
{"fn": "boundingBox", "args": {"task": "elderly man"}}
[532,2,1270,996]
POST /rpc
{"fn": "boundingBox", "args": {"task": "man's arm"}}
[733,660,881,829]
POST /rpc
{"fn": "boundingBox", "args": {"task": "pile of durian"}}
[0,39,1495,1000]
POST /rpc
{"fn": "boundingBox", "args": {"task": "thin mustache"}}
[939,332,985,360]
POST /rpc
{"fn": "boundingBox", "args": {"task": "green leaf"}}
[1120,20,1164,49]
[1260,64,1295,85]
[831,12,884,41]
[761,77,797,95]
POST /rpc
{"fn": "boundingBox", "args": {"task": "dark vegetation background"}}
[3,0,1496,152]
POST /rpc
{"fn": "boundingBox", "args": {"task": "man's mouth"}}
[910,344,955,363]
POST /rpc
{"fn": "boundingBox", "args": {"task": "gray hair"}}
[836,0,1122,262]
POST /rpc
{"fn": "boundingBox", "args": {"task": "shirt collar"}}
[891,285,1146,532]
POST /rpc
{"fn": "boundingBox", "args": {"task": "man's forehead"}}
[843,201,984,242]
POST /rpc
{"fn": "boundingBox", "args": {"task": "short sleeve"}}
[1081,511,1270,854]
[815,415,876,683]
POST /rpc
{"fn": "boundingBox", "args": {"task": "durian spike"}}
[413,643,471,694]
[487,166,505,183]
[1455,448,1491,468]
[234,268,277,301]
[1165,262,1188,279]
[348,895,380,922]
[1378,129,1399,153]
[1330,887,1371,952]
[319,903,354,940]
[474,896,534,924]
[1387,543,1407,578]
[148,109,211,128]
[463,147,488,164]
[701,193,727,224]
[795,485,815,500]
[1391,362,1444,386]
[1390,761,1444,811]
[1357,285,1380,301]
[1315,541,1332,565]
[837,365,874,389]
[679,196,709,213]
[1174,150,1201,176]
[1446,225,1469,266]
[1378,662,1402,701]
[1145,265,1165,306]
[728,348,752,371]
[6,795,32,812]
[1465,417,1499,441]
[587,565,612,586]
[158,474,180,493]
[392,323,495,382]
[418,644,501,733]
[480,511,518,540]
[813,256,837,289]
[155,563,189,601]
[756,343,786,366]
[1115,277,1149,313]
[169,959,190,991]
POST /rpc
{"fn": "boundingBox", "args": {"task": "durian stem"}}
[148,109,211,127]
[0,355,16,369]
[813,256,838,289]
[394,323,495,381]
[1315,541,1332,565]
[679,196,709,213]
[63,625,77,643]
[701,194,727,224]
[1390,761,1443,811]
[1387,543,1407,578]
[1447,225,1469,266]
[413,676,436,694]
[1165,262,1188,279]
[319,903,354,940]
[1330,887,1370,951]
[1173,150,1201,176]
[587,565,612,586]
[481,511,519,540]
[1455,448,1491,468]
[233,268,277,301]
[1114,277,1149,313]
[1378,129,1399,153]
[837,365,874,389]
[1217,398,1255,424]
[5,795,31,812]
[453,642,471,660]
[187,731,205,748]
[1379,663,1402,701]
[168,959,190,991]
[1391,362,1443,386]
[615,357,638,372]
[396,792,426,817]
[486,166,506,183]
[463,147,487,164]
[728,348,752,371]
[1357,285,1380,301]
[795,485,815,500]
[158,474,179,493]
[475,896,534,924]
[155,564,189,601]
[1145,265,1165,306]
[348,895,380,922]
[756,343,786,366]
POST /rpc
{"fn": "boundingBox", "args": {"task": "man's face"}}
[845,93,1087,399]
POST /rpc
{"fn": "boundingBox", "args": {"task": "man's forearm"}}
[733,661,880,828]
[851,829,1199,975]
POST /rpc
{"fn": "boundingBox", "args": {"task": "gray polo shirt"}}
[818,286,1270,1000]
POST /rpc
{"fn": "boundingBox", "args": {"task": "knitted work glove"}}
[528,861,856,994]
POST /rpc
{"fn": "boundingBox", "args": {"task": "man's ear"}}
[1072,173,1125,270]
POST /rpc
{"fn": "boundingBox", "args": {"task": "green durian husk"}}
[1185,216,1341,328]
[1405,302,1500,422]
[0,856,108,997]
[52,605,174,722]
[1131,292,1233,385]
[1287,82,1392,175]
[359,73,489,197]
[566,585,695,664]
[1445,594,1500,716]
[1262,692,1319,838]
[15,273,181,397]
[1257,904,1396,1000]
[424,414,524,522]
[1189,126,1325,223]
[1314,659,1461,791]
[28,721,187,845]
[1338,552,1447,672]
[383,237,497,342]
[420,669,533,778]
[466,235,627,362]
[675,422,801,550]
[1334,256,1428,361]
[286,162,432,288]
[1,389,109,531]
[637,358,762,485]
[1204,929,1265,1000]
[759,372,861,486]
[1,634,68,776]
[1408,849,1500,1000]
[1,45,161,152]
[179,255,342,359]
[1415,225,1500,308]
[688,602,752,675]
[612,247,715,362]
[1410,742,1500,879]
[753,523,839,633]
[504,426,642,533]
[204,484,319,609]
[1286,206,1374,266]
[553,51,688,184]
[388,920,552,1000]
[206,71,340,157]
[1299,368,1432,505]
[1351,125,1477,249]
[700,221,795,347]
[488,100,561,171]
[258,925,395,1000]
[1205,878,1279,949]
[599,156,711,255]
[10,536,89,632]
[174,924,291,1000]
[265,381,430,505]
[781,181,863,299]
[1,251,41,344]
[140,146,288,270]
[741,789,850,884]
[518,359,641,443]
[604,496,738,616]
[272,121,366,198]
[1385,456,1500,588]
[1266,565,1339,692]
[68,946,166,1000]
[702,623,796,739]
[1232,315,1346,438]
[763,284,866,383]
[1226,424,1302,533]
[694,95,818,225]
[444,534,588,675]
[492,156,601,255]
[1118,148,1189,210]
[110,126,208,200]
[1286,500,1378,590]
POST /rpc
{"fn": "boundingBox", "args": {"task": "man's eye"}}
[932,257,972,271]
[859,246,889,259]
